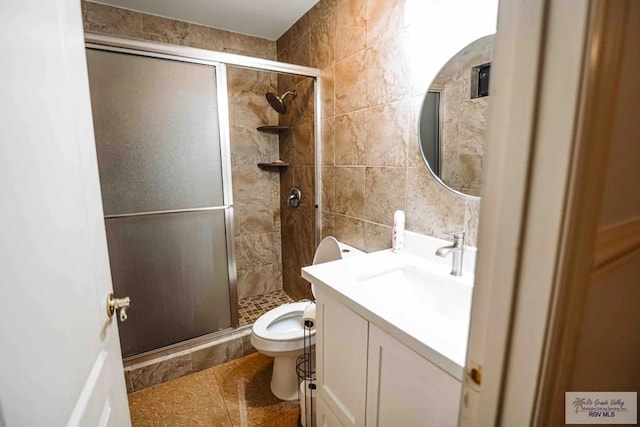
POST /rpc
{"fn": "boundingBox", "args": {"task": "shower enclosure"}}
[85,35,322,362]
[86,49,236,357]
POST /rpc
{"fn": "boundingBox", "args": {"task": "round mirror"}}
[418,34,494,198]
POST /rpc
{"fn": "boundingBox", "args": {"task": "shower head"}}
[266,90,297,114]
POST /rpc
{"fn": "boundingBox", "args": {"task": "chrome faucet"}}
[436,231,465,276]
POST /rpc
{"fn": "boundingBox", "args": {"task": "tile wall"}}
[432,35,493,197]
[82,1,283,300]
[278,75,318,300]
[277,0,482,250]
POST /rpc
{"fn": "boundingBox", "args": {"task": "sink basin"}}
[357,263,470,314]
[301,249,475,372]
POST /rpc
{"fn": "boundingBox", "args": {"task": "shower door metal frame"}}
[85,34,323,363]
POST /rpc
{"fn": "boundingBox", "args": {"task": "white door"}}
[0,0,131,426]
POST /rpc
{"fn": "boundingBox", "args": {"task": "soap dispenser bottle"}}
[392,210,405,253]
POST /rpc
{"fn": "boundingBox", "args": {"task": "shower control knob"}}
[107,293,131,322]
[288,187,301,208]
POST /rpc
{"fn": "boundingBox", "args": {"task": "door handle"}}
[107,293,131,322]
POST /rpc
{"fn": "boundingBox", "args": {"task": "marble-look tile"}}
[279,166,294,202]
[321,118,335,166]
[321,66,336,119]
[334,167,365,217]
[309,0,336,69]
[212,349,285,411]
[141,14,189,39]
[235,233,276,270]
[335,110,366,165]
[281,204,315,273]
[183,23,232,52]
[322,166,336,213]
[293,78,315,126]
[277,54,296,103]
[335,0,367,61]
[366,0,406,44]
[234,200,275,237]
[322,211,336,239]
[441,82,463,186]
[297,205,317,268]
[228,67,274,95]
[290,32,311,68]
[83,1,142,36]
[459,97,489,155]
[128,365,232,426]
[237,264,275,299]
[225,32,272,58]
[191,339,244,372]
[265,263,283,294]
[292,119,315,166]
[230,127,275,166]
[277,28,292,54]
[364,167,407,225]
[405,166,465,239]
[335,50,368,115]
[242,332,257,356]
[124,370,134,394]
[441,154,460,190]
[228,94,274,131]
[289,11,310,42]
[366,31,411,106]
[364,222,393,252]
[279,128,295,164]
[283,268,314,301]
[130,354,193,392]
[458,153,483,192]
[138,33,185,46]
[232,166,276,202]
[464,198,481,248]
[293,166,316,208]
[335,215,366,250]
[266,42,278,62]
[365,101,409,166]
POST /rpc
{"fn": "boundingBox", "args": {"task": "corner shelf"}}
[258,162,289,170]
[257,125,289,134]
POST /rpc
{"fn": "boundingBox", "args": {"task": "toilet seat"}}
[252,302,314,342]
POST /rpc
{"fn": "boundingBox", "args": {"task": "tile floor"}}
[128,352,300,426]
[238,290,295,326]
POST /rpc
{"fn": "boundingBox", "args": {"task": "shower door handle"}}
[107,293,131,322]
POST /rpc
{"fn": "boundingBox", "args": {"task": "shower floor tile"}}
[128,353,299,427]
[238,290,295,326]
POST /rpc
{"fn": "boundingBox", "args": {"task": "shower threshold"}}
[122,289,294,393]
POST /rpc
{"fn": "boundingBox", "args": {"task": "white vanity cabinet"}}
[315,290,461,427]
[316,290,369,426]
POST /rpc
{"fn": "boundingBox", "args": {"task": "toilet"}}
[251,237,364,400]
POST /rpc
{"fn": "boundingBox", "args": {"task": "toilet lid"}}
[252,302,314,341]
[310,236,345,298]
[313,236,343,265]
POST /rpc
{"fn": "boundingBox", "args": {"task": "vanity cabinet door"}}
[316,291,369,426]
[366,324,461,427]
[317,396,346,427]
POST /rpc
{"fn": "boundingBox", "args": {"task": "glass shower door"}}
[86,49,234,357]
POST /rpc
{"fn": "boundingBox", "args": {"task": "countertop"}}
[301,249,473,380]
